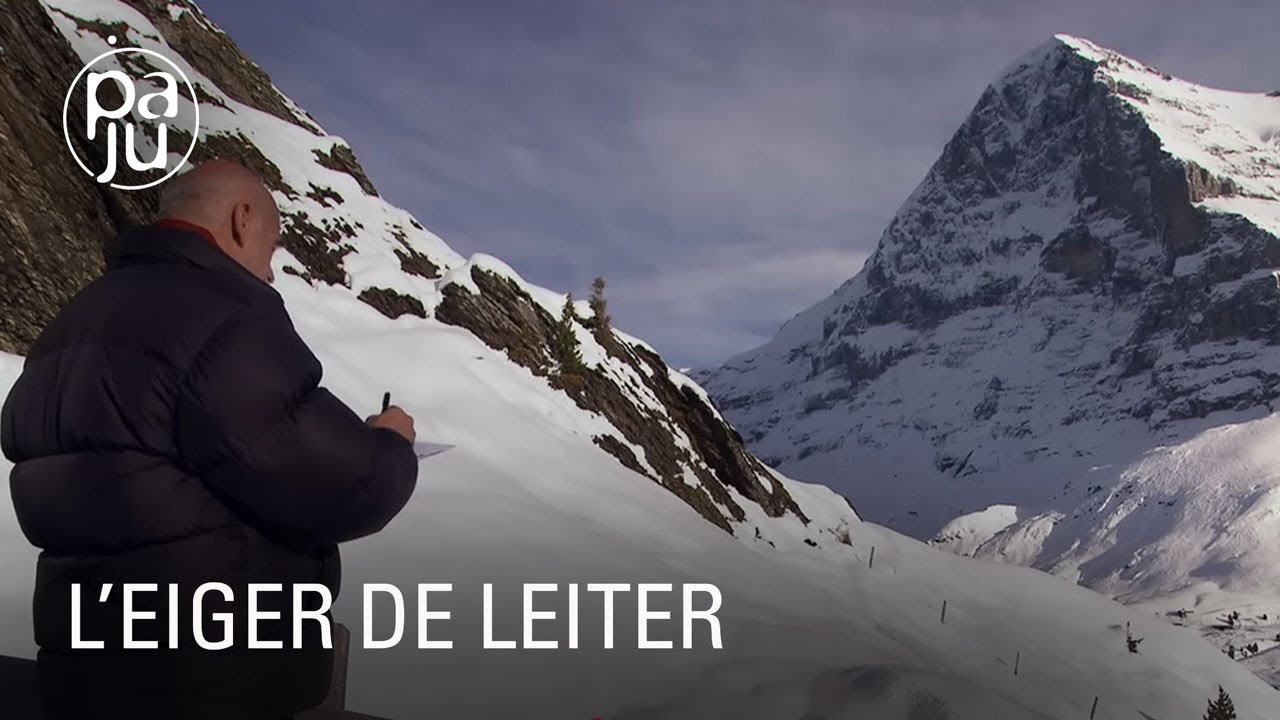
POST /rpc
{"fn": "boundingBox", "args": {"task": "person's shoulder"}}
[204,299,316,365]
[162,265,297,354]
[186,262,286,317]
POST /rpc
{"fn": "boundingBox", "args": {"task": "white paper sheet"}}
[412,441,453,460]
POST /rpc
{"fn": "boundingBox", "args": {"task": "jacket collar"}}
[107,223,281,302]
[153,218,220,249]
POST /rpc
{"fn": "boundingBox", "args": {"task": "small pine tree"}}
[588,276,611,341]
[550,293,585,374]
[1204,686,1237,720]
[1125,623,1143,654]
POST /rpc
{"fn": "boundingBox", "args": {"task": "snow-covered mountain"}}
[1,4,1278,716]
[700,34,1280,674]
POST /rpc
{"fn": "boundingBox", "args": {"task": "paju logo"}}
[61,35,199,190]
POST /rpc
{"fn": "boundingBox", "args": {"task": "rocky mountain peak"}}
[702,35,1280,537]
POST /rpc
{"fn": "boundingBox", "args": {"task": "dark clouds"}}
[203,0,1280,367]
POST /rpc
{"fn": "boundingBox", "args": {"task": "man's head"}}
[157,160,281,283]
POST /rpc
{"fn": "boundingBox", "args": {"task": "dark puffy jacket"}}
[0,223,419,719]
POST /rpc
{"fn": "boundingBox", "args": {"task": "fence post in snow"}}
[1014,651,1020,676]
[869,546,875,569]
[1089,696,1099,718]
[940,600,947,624]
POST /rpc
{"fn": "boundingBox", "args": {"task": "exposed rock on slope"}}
[436,267,803,531]
[0,0,156,353]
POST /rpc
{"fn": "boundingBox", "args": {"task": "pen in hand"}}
[374,391,439,455]
[370,391,415,443]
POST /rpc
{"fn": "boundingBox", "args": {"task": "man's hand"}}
[367,406,416,443]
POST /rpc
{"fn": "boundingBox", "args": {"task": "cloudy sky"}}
[204,0,1280,368]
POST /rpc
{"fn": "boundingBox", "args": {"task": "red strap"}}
[154,218,219,250]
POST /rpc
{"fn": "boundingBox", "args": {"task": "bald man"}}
[1,160,420,719]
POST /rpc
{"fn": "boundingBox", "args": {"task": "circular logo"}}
[61,36,200,191]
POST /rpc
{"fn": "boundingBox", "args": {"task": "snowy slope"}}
[700,34,1280,680]
[4,329,1279,718]
[961,416,1280,676]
